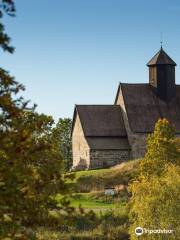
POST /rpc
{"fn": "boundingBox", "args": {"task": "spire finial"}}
[160,32,163,49]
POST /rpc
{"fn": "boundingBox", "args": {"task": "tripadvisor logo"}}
[135,226,174,236]
[135,227,143,236]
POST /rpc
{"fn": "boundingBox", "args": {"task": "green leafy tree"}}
[53,118,72,171]
[0,64,68,240]
[0,2,70,239]
[140,118,180,177]
[129,119,180,240]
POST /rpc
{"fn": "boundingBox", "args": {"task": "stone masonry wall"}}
[72,113,90,170]
[116,87,147,159]
[89,149,130,169]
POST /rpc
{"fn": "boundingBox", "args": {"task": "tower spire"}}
[147,47,176,102]
[160,32,163,49]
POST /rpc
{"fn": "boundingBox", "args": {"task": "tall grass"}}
[74,160,140,192]
[36,209,130,240]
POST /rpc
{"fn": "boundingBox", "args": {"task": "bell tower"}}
[147,47,177,101]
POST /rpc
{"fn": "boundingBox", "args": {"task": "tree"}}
[0,0,15,53]
[0,2,69,239]
[128,119,180,240]
[53,118,72,171]
[0,67,68,239]
[140,118,180,177]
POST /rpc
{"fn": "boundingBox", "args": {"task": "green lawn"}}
[74,168,112,177]
[74,159,138,178]
[66,168,113,183]
[60,160,139,212]
[56,192,126,212]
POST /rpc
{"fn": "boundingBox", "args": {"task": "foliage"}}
[0,66,69,239]
[0,2,70,239]
[36,226,129,240]
[140,118,180,177]
[53,118,72,171]
[36,209,130,240]
[129,119,180,240]
[0,0,15,17]
[0,0,15,53]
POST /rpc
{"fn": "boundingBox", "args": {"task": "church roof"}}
[147,48,176,66]
[73,105,127,137]
[86,137,130,150]
[120,83,180,133]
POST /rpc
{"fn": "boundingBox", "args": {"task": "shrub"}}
[129,119,180,240]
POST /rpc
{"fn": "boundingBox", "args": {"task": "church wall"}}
[72,113,90,170]
[116,87,147,159]
[89,149,130,169]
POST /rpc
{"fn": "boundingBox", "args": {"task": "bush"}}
[129,119,180,240]
[35,209,130,240]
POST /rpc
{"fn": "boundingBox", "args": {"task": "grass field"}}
[59,160,139,212]
[71,168,113,180]
[40,161,138,239]
[56,192,126,212]
[70,159,139,182]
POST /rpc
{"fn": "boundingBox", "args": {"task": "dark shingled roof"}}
[147,48,176,66]
[86,137,130,150]
[75,105,127,137]
[120,83,180,133]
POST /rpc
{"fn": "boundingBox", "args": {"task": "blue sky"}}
[1,0,180,121]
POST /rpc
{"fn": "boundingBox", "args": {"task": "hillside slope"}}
[73,159,140,192]
[60,159,140,212]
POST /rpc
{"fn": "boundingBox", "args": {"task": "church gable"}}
[71,105,130,169]
[74,105,127,137]
[72,110,90,169]
[116,83,180,134]
[72,105,130,150]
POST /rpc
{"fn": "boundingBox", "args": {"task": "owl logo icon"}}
[135,227,143,236]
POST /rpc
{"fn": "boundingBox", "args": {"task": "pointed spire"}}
[147,48,176,66]
[160,32,163,49]
[147,47,176,102]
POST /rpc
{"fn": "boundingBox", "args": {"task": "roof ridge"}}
[76,104,120,107]
[121,83,149,85]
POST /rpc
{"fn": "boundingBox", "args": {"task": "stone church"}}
[71,47,180,170]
